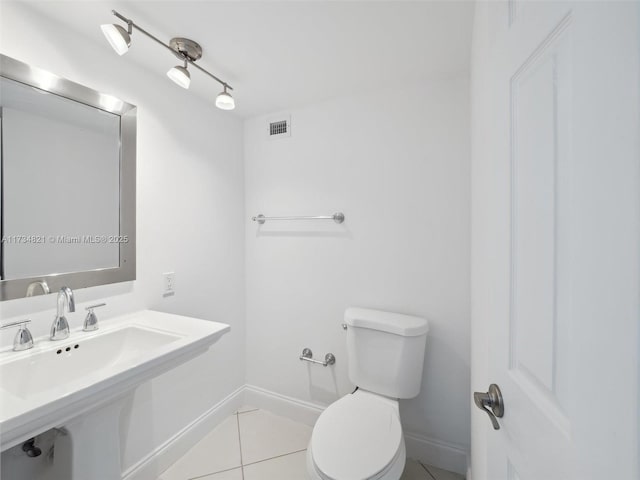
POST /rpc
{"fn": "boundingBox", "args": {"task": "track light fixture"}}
[101,10,235,110]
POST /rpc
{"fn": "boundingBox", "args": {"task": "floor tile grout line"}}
[420,462,438,480]
[188,465,243,480]
[236,412,245,480]
[241,448,308,468]
[185,448,307,480]
[237,408,259,415]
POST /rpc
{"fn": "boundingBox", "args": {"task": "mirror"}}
[0,55,136,301]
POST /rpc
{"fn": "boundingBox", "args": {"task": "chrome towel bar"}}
[299,348,336,367]
[252,212,345,224]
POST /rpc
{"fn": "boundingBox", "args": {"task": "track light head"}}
[101,24,131,56]
[215,85,235,110]
[167,60,191,89]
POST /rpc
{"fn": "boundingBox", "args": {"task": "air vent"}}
[270,120,288,136]
[267,115,291,139]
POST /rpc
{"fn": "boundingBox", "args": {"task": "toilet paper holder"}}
[299,348,336,367]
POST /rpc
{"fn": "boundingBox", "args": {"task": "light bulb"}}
[167,64,191,89]
[215,86,235,110]
[100,24,131,56]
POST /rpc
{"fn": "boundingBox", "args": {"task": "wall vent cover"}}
[270,120,287,135]
[268,115,291,138]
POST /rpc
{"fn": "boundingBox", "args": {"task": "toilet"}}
[307,307,429,480]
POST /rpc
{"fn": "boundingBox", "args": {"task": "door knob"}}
[473,383,504,430]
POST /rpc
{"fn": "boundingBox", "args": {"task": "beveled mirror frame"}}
[0,54,136,301]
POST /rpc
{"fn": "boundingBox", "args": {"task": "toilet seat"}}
[309,391,403,480]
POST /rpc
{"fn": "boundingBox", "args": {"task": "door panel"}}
[508,9,573,435]
[471,2,640,479]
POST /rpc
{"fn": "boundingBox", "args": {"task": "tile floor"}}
[159,407,464,480]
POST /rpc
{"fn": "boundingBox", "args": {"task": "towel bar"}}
[252,212,345,224]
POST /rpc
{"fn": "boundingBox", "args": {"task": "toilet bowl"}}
[307,390,406,480]
[306,308,429,480]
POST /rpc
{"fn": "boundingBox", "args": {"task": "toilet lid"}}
[311,393,402,480]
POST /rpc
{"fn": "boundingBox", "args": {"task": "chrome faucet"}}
[51,287,75,341]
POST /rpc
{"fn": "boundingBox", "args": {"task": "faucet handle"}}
[1,319,31,329]
[83,303,106,332]
[1,320,34,351]
[85,303,107,312]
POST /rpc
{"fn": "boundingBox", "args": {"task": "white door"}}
[471,2,640,480]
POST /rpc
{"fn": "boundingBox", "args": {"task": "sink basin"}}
[1,326,180,400]
[0,309,229,475]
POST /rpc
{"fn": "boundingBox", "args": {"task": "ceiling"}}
[22,1,474,118]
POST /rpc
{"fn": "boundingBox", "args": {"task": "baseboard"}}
[404,430,469,476]
[121,385,245,480]
[243,384,324,427]
[244,384,469,476]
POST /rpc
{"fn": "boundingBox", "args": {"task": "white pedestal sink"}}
[0,310,229,479]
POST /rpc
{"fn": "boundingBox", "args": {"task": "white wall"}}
[0,3,245,477]
[244,79,471,465]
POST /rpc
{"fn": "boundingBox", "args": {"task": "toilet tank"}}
[345,308,429,399]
